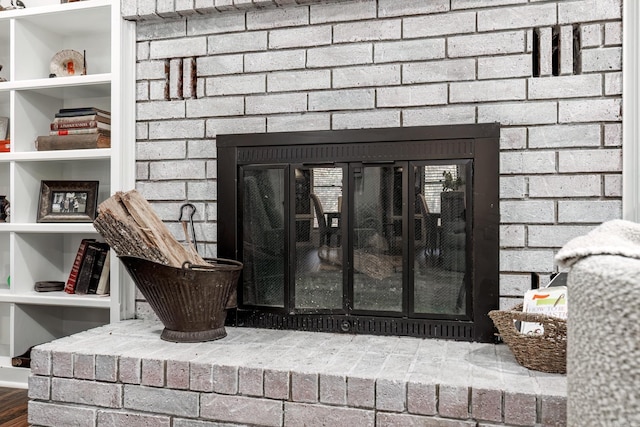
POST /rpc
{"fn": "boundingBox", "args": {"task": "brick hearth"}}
[27,321,566,426]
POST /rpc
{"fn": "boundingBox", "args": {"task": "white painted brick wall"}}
[528,225,596,248]
[450,79,526,103]
[378,0,448,17]
[477,3,556,31]
[150,38,207,59]
[499,274,531,297]
[449,31,526,57]
[334,110,401,129]
[500,176,526,199]
[374,39,445,63]
[500,151,556,175]
[478,54,531,79]
[246,5,308,29]
[528,124,601,148]
[404,12,476,38]
[208,32,267,55]
[501,224,525,248]
[403,59,475,84]
[245,49,306,72]
[558,200,622,223]
[267,69,330,92]
[130,0,622,312]
[333,19,400,43]
[377,84,447,108]
[558,149,622,173]
[558,0,621,24]
[187,12,244,35]
[501,200,555,223]
[309,0,376,24]
[403,105,476,127]
[335,64,401,88]
[307,44,373,68]
[581,47,622,72]
[529,175,601,198]
[528,74,602,99]
[268,112,330,132]
[559,99,621,123]
[269,25,332,49]
[479,101,557,125]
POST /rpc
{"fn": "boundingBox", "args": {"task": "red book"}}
[64,238,96,294]
[50,128,111,136]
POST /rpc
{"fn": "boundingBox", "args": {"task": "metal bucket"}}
[119,256,243,343]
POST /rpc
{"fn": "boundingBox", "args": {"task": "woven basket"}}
[488,304,567,374]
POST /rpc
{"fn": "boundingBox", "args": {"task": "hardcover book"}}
[86,244,109,294]
[50,120,111,131]
[35,133,111,151]
[64,238,96,294]
[74,243,102,295]
[52,114,111,125]
[54,107,110,119]
[49,128,111,136]
[95,250,111,295]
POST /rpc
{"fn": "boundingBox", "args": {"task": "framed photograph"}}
[37,180,99,223]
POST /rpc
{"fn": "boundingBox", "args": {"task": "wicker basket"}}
[488,304,567,374]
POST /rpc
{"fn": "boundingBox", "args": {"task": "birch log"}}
[93,189,209,268]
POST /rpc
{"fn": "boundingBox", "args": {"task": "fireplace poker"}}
[179,203,199,255]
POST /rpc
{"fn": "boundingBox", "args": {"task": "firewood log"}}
[93,189,210,268]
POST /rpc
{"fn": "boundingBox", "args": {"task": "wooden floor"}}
[0,387,28,427]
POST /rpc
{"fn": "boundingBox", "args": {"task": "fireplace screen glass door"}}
[240,162,469,317]
[219,124,499,342]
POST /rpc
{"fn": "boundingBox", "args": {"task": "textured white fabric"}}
[559,221,640,426]
[555,219,640,268]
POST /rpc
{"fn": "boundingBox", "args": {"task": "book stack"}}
[64,239,111,296]
[35,107,111,151]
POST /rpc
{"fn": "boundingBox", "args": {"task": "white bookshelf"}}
[0,0,135,388]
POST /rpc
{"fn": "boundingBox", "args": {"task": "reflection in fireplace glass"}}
[241,162,469,317]
[295,167,343,310]
[242,167,285,307]
[414,164,466,316]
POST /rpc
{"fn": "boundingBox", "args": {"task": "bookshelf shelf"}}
[0,148,113,162]
[0,0,135,387]
[4,291,111,309]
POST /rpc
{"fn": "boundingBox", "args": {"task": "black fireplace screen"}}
[218,124,499,342]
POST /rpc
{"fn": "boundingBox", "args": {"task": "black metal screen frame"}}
[218,124,500,342]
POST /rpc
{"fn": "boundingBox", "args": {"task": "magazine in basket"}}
[520,286,567,335]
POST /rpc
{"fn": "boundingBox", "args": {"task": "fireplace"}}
[218,124,499,342]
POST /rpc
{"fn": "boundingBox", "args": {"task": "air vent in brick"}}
[164,57,197,101]
[533,25,581,77]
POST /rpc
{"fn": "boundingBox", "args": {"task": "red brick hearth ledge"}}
[27,321,566,426]
[122,0,347,21]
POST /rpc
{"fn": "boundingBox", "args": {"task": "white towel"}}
[555,219,640,268]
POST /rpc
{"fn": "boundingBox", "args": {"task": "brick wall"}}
[128,0,622,313]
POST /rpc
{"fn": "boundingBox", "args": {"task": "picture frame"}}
[37,180,99,223]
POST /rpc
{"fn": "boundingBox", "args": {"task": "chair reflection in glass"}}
[417,193,440,265]
[310,193,341,247]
